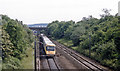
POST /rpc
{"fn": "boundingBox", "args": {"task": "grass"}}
[71,46,78,50]
[21,47,34,69]
[57,38,73,47]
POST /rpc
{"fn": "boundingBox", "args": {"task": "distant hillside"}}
[28,23,48,27]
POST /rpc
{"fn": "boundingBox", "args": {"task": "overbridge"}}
[29,26,47,31]
[29,25,48,34]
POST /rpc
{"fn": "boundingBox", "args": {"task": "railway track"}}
[53,41,108,71]
[38,38,60,71]
[35,40,41,71]
[40,57,60,71]
[36,35,108,71]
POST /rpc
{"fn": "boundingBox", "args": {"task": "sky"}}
[0,0,119,25]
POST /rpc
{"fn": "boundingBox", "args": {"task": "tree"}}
[100,8,111,18]
[1,15,34,69]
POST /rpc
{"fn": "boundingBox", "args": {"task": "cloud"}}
[0,0,119,24]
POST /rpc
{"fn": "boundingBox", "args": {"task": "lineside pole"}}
[34,36,36,71]
[89,35,91,57]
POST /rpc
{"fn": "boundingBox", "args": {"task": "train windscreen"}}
[46,46,55,51]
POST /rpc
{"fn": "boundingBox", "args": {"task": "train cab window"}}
[46,46,55,51]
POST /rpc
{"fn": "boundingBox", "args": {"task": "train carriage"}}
[41,34,56,57]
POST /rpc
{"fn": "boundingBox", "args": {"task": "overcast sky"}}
[0,0,119,24]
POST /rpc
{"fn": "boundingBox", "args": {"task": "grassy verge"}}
[21,47,34,69]
[56,39,102,59]
[57,38,73,47]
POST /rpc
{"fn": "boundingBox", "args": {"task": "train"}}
[41,34,56,57]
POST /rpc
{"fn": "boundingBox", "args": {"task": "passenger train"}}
[41,34,56,57]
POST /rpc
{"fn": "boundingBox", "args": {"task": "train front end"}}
[45,44,56,57]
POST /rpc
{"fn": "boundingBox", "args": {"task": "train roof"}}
[42,36,56,46]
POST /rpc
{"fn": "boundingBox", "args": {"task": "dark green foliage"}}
[47,13,120,70]
[1,15,34,69]
[114,37,120,52]
[2,56,22,69]
[70,34,80,46]
[47,20,75,39]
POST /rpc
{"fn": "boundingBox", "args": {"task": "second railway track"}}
[52,40,108,71]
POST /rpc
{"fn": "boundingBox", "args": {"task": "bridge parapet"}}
[29,27,47,30]
[29,26,48,35]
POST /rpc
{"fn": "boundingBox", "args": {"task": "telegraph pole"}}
[34,34,36,71]
[89,35,91,57]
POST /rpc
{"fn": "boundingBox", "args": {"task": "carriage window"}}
[46,46,55,51]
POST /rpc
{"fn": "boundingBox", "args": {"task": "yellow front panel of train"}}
[46,51,56,55]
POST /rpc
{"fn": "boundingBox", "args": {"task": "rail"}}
[53,41,107,71]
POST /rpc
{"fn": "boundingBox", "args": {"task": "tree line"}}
[1,15,34,69]
[47,9,120,70]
